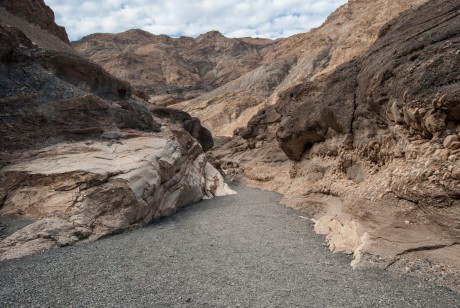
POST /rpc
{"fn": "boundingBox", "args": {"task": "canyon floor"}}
[0,185,458,307]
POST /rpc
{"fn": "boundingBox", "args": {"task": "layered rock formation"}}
[211,0,460,291]
[73,1,427,138]
[171,0,428,136]
[73,29,274,105]
[0,1,234,260]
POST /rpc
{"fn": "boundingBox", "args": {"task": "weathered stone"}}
[73,0,427,137]
[206,0,460,291]
[443,135,459,149]
[452,162,460,180]
[72,29,274,100]
[0,25,19,59]
[151,107,214,151]
[424,112,447,135]
[0,131,235,260]
[388,101,403,124]
[0,0,69,43]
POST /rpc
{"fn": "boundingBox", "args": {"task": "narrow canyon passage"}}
[0,186,459,307]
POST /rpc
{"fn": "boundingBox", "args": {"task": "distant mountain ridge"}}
[73,29,275,105]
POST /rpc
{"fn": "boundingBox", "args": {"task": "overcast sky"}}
[47,0,348,42]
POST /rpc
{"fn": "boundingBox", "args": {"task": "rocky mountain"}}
[73,0,427,137]
[73,29,275,105]
[170,0,428,136]
[0,0,235,260]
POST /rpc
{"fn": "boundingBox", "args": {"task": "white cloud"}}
[46,0,348,41]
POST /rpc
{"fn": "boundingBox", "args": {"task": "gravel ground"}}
[0,185,459,307]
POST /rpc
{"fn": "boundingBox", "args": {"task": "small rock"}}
[451,162,460,180]
[448,141,460,150]
[443,135,458,149]
[424,112,446,135]
[438,149,450,161]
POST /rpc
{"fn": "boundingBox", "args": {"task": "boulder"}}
[444,135,459,149]
[151,107,214,151]
[0,130,235,260]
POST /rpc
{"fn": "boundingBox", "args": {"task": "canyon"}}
[0,0,459,295]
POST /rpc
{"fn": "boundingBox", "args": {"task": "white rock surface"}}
[0,129,235,260]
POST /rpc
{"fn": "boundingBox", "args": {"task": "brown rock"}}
[452,162,460,180]
[73,29,274,99]
[206,0,460,291]
[444,135,459,149]
[0,0,69,43]
[73,0,427,137]
[151,107,214,151]
[424,112,447,136]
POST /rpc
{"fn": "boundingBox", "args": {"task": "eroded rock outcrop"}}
[211,0,460,291]
[0,1,234,260]
[0,0,69,43]
[171,0,428,136]
[151,107,214,151]
[0,129,234,260]
[72,1,426,138]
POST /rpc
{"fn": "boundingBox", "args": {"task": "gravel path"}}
[0,186,459,307]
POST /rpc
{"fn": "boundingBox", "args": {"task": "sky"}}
[46,0,348,42]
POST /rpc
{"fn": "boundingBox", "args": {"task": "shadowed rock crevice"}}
[151,107,214,151]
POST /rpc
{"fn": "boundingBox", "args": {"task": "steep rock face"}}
[0,0,69,43]
[0,24,20,59]
[0,2,235,260]
[172,0,428,136]
[213,0,460,291]
[72,29,274,103]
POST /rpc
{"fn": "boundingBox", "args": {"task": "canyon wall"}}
[0,1,235,260]
[212,0,460,290]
